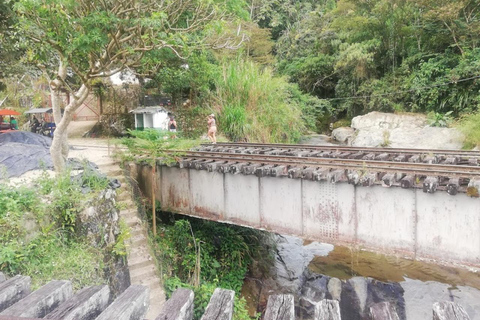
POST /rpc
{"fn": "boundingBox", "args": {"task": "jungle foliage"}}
[264,0,480,118]
[155,216,274,320]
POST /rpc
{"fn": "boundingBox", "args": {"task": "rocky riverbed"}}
[242,235,480,320]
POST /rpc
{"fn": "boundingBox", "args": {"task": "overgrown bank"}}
[150,213,275,320]
[0,167,129,292]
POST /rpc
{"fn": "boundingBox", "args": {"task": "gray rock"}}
[332,127,355,143]
[349,112,464,149]
[349,277,368,313]
[401,278,480,320]
[327,278,342,301]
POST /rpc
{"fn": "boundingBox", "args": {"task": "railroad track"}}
[197,142,480,163]
[172,143,480,195]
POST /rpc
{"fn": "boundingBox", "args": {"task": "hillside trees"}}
[14,0,231,171]
[274,0,480,119]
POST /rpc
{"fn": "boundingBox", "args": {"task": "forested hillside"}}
[1,0,480,144]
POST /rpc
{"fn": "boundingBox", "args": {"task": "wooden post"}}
[433,301,470,320]
[264,295,295,320]
[152,162,156,236]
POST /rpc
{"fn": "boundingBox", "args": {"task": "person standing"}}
[168,116,177,138]
[207,113,217,144]
[168,116,177,131]
[10,117,18,130]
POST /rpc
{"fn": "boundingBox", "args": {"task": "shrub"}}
[457,113,480,149]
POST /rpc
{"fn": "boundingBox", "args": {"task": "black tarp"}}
[0,131,53,177]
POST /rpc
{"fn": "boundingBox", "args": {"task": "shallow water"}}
[308,245,480,289]
[307,245,480,319]
[242,235,480,320]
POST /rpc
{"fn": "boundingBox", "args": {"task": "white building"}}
[130,106,170,130]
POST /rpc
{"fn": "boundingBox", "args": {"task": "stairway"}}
[97,159,166,320]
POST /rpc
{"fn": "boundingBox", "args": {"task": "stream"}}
[242,234,480,319]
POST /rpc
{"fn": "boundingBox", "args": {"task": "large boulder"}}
[349,112,464,149]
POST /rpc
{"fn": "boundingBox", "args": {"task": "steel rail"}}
[202,142,480,157]
[179,151,480,177]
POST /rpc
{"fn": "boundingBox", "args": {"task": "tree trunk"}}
[50,83,89,172]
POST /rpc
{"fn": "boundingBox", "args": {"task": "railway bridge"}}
[126,143,480,268]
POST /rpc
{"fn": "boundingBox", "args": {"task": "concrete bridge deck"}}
[127,156,480,268]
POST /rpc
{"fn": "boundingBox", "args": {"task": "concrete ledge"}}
[96,285,149,320]
[45,285,110,320]
[0,280,71,318]
[0,276,31,313]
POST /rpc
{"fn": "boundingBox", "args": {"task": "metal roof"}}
[130,107,169,114]
[25,108,52,114]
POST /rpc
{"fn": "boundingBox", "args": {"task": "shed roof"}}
[25,108,52,114]
[130,107,169,114]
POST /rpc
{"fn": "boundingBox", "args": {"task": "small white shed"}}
[130,107,170,130]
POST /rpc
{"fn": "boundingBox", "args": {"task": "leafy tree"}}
[14,0,227,172]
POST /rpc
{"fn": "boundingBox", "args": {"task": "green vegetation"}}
[213,59,326,142]
[457,112,480,149]
[0,168,114,290]
[271,0,480,119]
[154,216,273,320]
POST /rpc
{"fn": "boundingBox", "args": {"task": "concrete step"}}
[129,234,148,247]
[121,198,135,208]
[127,245,150,261]
[132,273,162,290]
[130,227,144,238]
[121,214,140,227]
[128,259,154,272]
[120,208,139,219]
[117,190,132,202]
[130,265,157,283]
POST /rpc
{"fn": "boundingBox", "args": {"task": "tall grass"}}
[213,59,308,143]
[457,113,480,149]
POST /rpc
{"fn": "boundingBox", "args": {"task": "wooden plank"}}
[201,288,234,320]
[0,276,31,313]
[314,299,341,320]
[155,288,194,320]
[0,317,43,320]
[369,302,399,320]
[0,280,72,318]
[44,285,110,320]
[264,294,294,320]
[433,301,470,320]
[96,285,149,320]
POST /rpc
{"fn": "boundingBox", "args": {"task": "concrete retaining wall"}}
[129,163,480,267]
